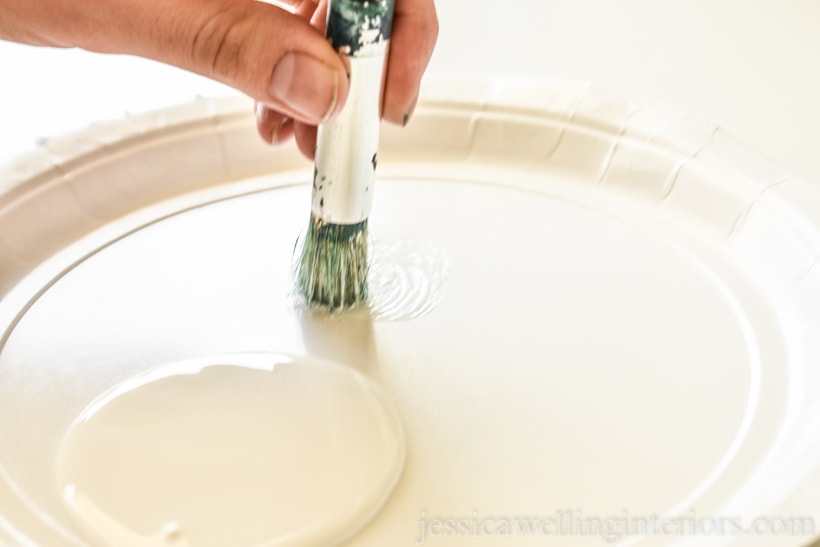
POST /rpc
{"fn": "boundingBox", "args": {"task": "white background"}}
[1,0,819,180]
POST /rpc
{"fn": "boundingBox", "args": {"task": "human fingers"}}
[294,121,318,160]
[382,0,438,125]
[291,0,435,154]
[33,0,351,126]
[255,103,295,145]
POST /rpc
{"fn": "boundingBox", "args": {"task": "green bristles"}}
[295,214,369,310]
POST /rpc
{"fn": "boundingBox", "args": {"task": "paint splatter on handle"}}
[327,0,396,56]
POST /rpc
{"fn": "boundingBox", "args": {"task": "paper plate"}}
[1,79,820,547]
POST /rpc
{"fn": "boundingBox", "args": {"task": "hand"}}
[0,0,438,158]
[257,0,438,158]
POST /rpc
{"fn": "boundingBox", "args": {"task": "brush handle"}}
[311,0,395,225]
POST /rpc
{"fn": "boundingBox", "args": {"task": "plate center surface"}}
[0,176,786,545]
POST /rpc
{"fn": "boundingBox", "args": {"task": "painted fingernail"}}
[403,94,420,127]
[270,52,339,124]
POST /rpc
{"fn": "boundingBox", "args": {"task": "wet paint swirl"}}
[367,239,449,321]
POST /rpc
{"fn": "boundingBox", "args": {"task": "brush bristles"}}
[295,214,369,310]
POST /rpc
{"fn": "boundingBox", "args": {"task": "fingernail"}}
[270,52,339,124]
[255,103,273,144]
[403,93,420,127]
[255,102,266,124]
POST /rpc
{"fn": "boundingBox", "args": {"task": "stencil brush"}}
[295,0,395,310]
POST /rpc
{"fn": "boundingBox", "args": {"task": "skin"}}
[0,0,438,158]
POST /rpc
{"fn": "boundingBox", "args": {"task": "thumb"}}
[127,1,349,125]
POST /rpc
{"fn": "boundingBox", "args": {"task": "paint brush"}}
[294,0,396,310]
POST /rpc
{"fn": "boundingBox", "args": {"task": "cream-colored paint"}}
[56,355,404,547]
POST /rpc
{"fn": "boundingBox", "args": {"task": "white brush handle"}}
[311,0,394,225]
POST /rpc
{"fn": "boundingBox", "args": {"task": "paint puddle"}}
[55,353,405,547]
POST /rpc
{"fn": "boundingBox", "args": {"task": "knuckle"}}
[188,5,253,78]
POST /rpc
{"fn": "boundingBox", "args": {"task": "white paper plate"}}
[1,79,820,547]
